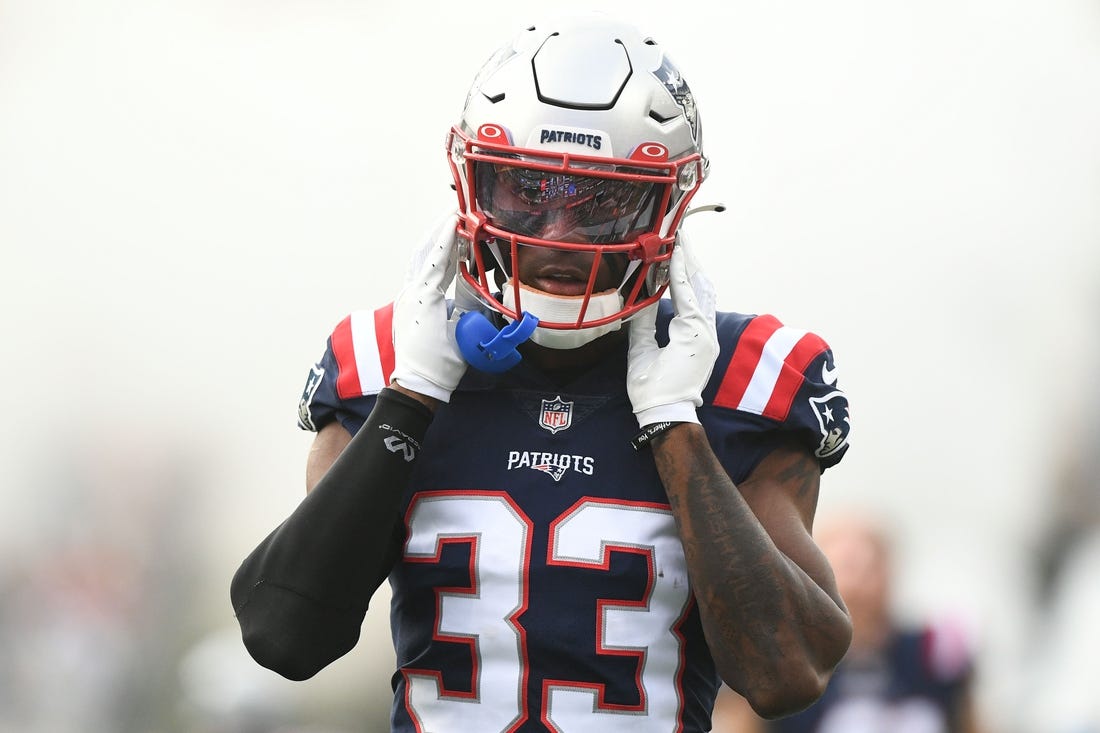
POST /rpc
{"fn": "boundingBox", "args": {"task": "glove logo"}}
[539,396,574,434]
[384,436,416,462]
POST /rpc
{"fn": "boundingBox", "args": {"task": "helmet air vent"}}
[533,30,631,110]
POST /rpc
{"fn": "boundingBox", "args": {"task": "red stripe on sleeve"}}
[760,332,829,420]
[712,315,784,409]
[332,314,361,400]
[375,302,396,386]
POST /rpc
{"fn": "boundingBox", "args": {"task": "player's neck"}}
[520,329,627,379]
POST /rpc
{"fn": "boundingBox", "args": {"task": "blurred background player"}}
[712,509,985,733]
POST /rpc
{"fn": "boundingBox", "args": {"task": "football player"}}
[232,14,854,732]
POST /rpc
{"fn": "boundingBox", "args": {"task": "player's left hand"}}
[626,232,719,427]
[390,213,469,403]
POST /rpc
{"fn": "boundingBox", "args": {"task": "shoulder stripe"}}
[713,315,784,410]
[736,326,809,415]
[760,331,828,420]
[374,303,396,388]
[332,314,361,400]
[332,306,395,399]
[713,315,828,420]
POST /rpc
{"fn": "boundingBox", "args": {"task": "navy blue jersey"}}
[296,299,851,733]
[767,625,974,733]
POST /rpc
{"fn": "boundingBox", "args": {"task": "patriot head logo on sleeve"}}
[809,391,850,458]
[297,365,325,431]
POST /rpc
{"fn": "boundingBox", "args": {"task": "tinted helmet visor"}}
[474,161,662,245]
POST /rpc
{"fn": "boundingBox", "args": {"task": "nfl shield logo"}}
[539,396,574,434]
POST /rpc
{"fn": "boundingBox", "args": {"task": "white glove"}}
[390,214,469,403]
[627,232,719,427]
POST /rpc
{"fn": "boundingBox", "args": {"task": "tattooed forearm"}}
[651,423,851,714]
[656,429,784,650]
[654,427,791,666]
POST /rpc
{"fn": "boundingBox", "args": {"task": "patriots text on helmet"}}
[539,129,602,150]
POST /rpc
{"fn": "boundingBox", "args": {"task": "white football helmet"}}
[447,15,708,349]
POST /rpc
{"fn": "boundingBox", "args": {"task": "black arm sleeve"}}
[230,387,433,680]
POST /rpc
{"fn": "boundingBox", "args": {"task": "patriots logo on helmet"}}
[809,391,850,458]
[654,57,699,143]
[539,396,574,434]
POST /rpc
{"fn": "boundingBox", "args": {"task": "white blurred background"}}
[1,1,1097,731]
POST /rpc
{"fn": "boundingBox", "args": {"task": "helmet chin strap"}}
[501,279,624,350]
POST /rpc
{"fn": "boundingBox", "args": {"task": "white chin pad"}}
[501,280,623,350]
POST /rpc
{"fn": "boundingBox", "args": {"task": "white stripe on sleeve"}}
[349,310,386,396]
[736,326,807,415]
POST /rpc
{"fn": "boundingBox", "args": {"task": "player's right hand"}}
[626,231,719,427]
[390,213,469,403]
